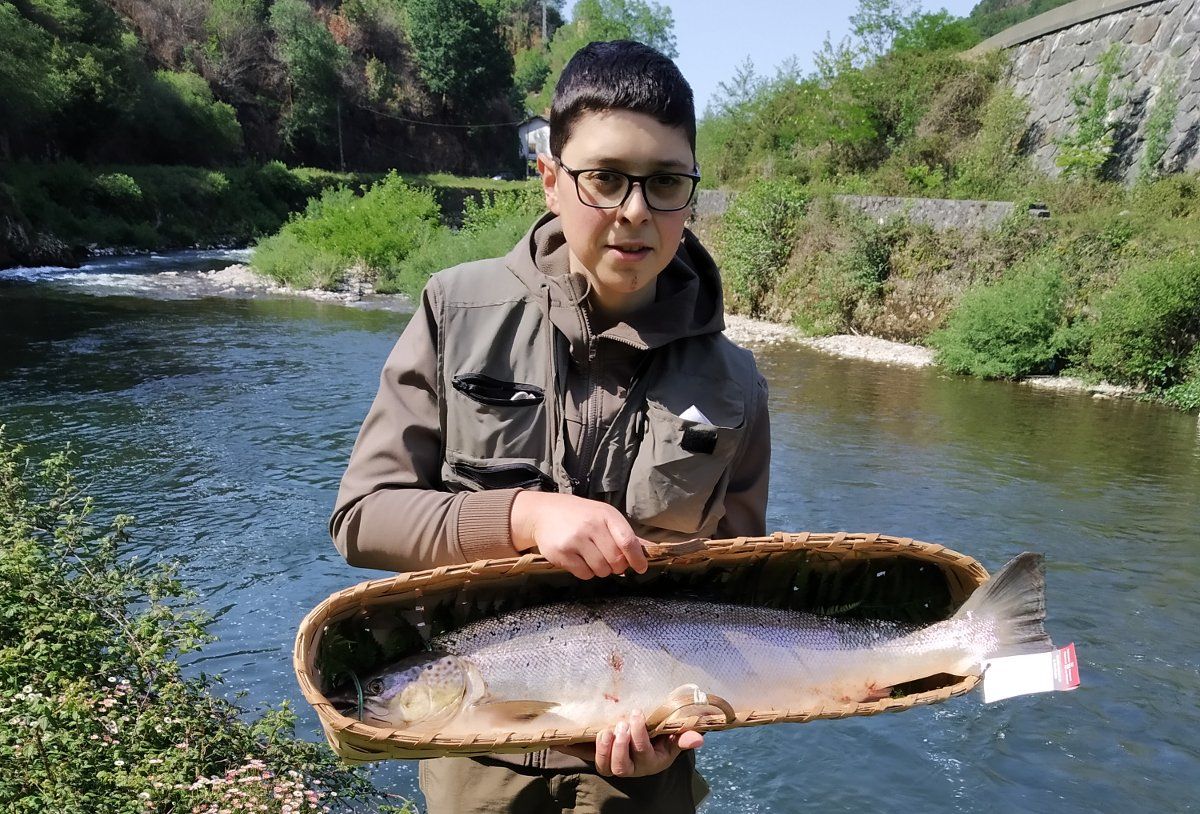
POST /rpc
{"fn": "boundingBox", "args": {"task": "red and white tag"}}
[981,643,1081,704]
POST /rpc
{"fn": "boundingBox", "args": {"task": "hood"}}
[503,212,726,356]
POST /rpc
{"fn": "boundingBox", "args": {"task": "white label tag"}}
[679,405,712,424]
[981,643,1081,704]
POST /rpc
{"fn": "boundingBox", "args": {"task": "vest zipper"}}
[576,305,600,494]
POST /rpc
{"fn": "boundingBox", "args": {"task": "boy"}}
[330,40,770,813]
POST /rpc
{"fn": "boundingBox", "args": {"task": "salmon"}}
[335,553,1052,737]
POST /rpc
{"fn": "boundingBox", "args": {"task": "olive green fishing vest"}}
[434,259,759,540]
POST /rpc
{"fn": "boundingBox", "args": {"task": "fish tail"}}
[952,552,1052,657]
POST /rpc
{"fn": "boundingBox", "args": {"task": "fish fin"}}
[954,552,1052,658]
[474,700,560,723]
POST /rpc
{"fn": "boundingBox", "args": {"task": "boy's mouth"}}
[606,243,653,261]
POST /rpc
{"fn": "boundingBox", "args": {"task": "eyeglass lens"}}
[575,170,694,211]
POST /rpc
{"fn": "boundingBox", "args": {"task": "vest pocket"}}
[625,401,742,534]
[452,373,544,407]
[447,454,556,491]
[447,372,548,463]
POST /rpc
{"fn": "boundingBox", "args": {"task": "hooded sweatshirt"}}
[330,214,769,571]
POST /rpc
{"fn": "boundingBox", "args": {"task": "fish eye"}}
[365,678,384,696]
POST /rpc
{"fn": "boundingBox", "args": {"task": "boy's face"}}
[539,109,694,316]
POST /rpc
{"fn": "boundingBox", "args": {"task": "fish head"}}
[332,652,473,727]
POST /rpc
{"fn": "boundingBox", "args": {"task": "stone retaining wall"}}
[999,0,1200,180]
[691,190,1018,231]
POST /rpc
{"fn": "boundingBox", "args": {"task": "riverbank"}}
[205,260,1143,403]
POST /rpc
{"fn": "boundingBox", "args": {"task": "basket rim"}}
[293,531,990,759]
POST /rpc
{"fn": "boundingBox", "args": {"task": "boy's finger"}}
[675,730,705,751]
[604,515,648,574]
[609,721,634,777]
[594,727,615,776]
[553,551,594,581]
[628,710,652,755]
[576,541,613,578]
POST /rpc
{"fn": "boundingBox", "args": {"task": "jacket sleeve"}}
[715,373,771,539]
[328,279,522,572]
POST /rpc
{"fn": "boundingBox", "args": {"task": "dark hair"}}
[549,40,695,159]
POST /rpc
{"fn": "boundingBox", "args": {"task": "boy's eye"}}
[581,170,625,191]
[648,175,683,190]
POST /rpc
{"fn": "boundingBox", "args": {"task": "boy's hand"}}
[509,491,650,579]
[554,709,704,777]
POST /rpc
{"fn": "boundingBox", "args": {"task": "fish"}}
[331,553,1052,738]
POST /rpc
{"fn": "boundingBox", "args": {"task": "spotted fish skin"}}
[353,553,1050,737]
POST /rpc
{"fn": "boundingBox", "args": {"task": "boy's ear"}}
[537,154,561,215]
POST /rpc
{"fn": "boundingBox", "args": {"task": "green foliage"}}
[802,215,901,335]
[967,0,1075,40]
[848,0,917,58]
[930,254,1068,379]
[0,2,63,126]
[0,0,140,152]
[1085,252,1200,387]
[527,0,677,113]
[513,46,551,96]
[381,184,544,297]
[1055,44,1125,180]
[88,173,144,216]
[404,0,514,113]
[0,427,381,813]
[891,10,981,53]
[1138,69,1182,184]
[714,178,807,316]
[134,71,244,164]
[0,161,345,252]
[269,0,349,150]
[952,87,1031,199]
[697,26,1002,190]
[1161,348,1200,411]
[252,171,442,288]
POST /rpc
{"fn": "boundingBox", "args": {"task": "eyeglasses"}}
[553,158,700,212]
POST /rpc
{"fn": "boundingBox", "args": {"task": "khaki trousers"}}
[418,754,708,813]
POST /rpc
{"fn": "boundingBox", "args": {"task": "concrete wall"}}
[991,0,1200,180]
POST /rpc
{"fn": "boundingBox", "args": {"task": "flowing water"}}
[2,252,1198,812]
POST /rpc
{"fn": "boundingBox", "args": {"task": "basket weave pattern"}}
[294,532,990,762]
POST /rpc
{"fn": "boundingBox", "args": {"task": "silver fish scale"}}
[431,597,993,720]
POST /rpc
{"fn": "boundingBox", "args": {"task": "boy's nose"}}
[618,181,652,222]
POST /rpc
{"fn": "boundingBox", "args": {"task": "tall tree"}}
[526,0,676,114]
[404,0,515,114]
[269,0,348,151]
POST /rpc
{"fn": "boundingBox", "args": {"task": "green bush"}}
[931,255,1069,379]
[797,212,903,335]
[89,173,145,216]
[1161,348,1200,411]
[1055,44,1125,180]
[1085,252,1200,387]
[715,177,807,316]
[252,171,442,288]
[380,185,544,297]
[134,70,244,164]
[952,87,1031,200]
[0,428,400,813]
[0,161,366,252]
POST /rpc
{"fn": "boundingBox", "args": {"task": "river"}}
[1,251,1197,812]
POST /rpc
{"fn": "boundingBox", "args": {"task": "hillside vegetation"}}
[697,1,1199,409]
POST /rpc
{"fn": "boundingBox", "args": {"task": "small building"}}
[518,116,550,162]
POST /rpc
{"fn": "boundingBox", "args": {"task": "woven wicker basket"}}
[294,532,990,763]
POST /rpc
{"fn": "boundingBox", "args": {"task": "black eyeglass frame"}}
[553,157,701,212]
